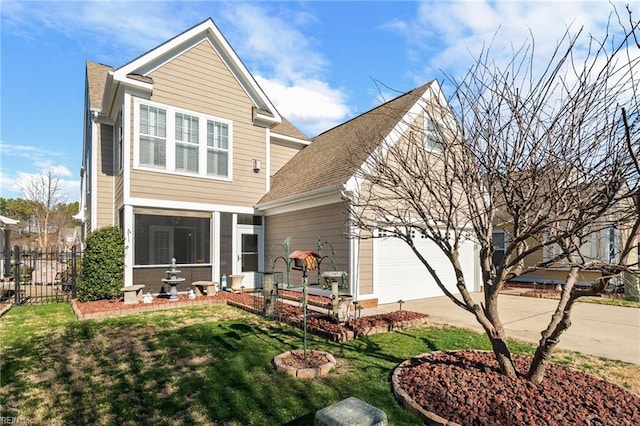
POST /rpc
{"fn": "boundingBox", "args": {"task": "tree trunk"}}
[478,282,518,377]
[526,268,580,383]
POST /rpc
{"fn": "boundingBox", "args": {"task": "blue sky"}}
[0,0,632,203]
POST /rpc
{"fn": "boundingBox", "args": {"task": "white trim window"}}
[175,112,199,173]
[544,232,597,264]
[425,117,444,152]
[207,120,229,177]
[492,230,508,267]
[139,104,167,168]
[601,227,619,263]
[134,99,232,179]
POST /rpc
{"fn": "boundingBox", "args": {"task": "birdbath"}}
[161,258,185,302]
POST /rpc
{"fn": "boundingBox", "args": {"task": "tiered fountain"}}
[161,258,185,302]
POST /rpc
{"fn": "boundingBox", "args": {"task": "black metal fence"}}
[1,246,81,306]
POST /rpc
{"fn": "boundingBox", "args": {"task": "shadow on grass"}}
[1,305,424,425]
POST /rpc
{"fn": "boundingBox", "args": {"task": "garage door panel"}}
[373,236,475,304]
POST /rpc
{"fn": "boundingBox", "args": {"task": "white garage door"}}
[373,233,477,304]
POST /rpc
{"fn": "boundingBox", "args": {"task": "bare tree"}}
[18,165,68,250]
[348,7,639,383]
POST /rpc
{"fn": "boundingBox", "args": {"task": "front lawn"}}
[1,304,638,425]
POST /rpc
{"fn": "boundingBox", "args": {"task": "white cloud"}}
[256,76,351,136]
[388,1,629,85]
[2,1,353,136]
[219,4,352,135]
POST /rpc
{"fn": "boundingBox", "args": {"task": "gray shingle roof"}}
[86,61,113,110]
[258,82,434,205]
[271,116,308,140]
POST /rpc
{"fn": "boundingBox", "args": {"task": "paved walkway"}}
[362,293,640,365]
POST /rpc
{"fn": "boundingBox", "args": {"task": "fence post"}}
[14,245,21,305]
[71,246,77,299]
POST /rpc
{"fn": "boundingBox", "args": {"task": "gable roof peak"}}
[258,80,440,207]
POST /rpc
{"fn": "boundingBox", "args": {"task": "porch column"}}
[212,211,220,282]
[124,205,134,286]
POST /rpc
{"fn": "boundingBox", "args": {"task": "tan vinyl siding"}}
[114,173,124,214]
[270,142,302,176]
[128,40,267,206]
[96,123,114,227]
[265,203,349,285]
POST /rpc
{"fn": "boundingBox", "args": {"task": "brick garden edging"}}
[272,350,337,379]
[70,295,429,344]
[351,316,430,338]
[0,303,12,318]
[391,352,462,426]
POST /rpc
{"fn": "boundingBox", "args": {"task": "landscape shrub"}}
[77,226,124,302]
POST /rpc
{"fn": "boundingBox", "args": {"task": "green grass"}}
[579,296,640,308]
[1,303,638,425]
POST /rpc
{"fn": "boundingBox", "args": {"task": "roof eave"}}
[256,183,345,215]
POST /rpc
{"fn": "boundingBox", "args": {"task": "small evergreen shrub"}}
[77,226,124,302]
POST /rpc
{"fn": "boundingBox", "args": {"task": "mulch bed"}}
[393,350,640,425]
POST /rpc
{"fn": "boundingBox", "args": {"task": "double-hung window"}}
[139,105,167,167]
[136,100,231,179]
[175,113,199,173]
[207,120,229,177]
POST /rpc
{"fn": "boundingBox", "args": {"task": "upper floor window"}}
[135,100,231,179]
[115,110,123,175]
[175,113,199,173]
[425,118,444,152]
[139,104,167,168]
[207,120,229,177]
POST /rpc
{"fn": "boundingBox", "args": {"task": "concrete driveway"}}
[363,293,640,365]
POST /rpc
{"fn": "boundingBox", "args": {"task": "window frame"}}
[424,117,444,152]
[491,229,508,268]
[133,98,233,181]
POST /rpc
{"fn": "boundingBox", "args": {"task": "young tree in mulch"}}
[348,5,639,384]
[77,226,124,302]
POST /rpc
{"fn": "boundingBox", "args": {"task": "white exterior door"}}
[373,232,477,304]
[235,227,263,288]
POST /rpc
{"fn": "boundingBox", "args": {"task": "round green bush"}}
[77,226,124,302]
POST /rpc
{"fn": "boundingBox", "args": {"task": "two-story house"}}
[78,18,481,305]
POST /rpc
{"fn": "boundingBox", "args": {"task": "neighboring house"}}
[0,214,20,279]
[78,18,480,304]
[493,217,639,288]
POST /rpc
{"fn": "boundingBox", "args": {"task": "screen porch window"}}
[139,105,167,167]
[175,113,199,173]
[135,214,211,266]
[207,120,229,177]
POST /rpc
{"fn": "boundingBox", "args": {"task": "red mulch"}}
[395,350,640,425]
